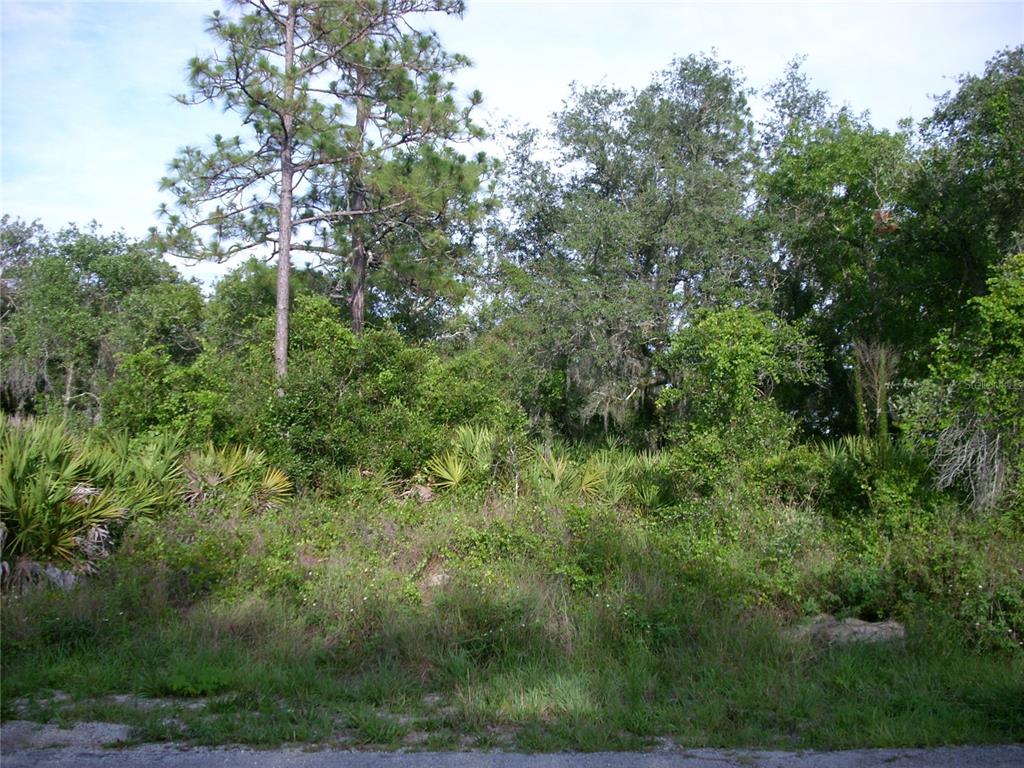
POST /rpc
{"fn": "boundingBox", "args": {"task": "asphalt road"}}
[5,745,1024,768]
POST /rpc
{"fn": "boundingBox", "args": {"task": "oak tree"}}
[488,55,762,435]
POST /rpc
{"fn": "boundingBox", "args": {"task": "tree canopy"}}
[4,27,1022,514]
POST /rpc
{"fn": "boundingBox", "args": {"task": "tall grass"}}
[2,429,1021,748]
[3,544,1021,749]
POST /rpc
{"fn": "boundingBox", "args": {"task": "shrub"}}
[102,348,231,442]
[524,444,577,500]
[576,449,632,505]
[746,443,829,506]
[819,435,949,521]
[1,418,123,583]
[658,307,821,438]
[0,418,183,586]
[423,425,501,490]
[252,295,525,484]
[821,511,1024,652]
[903,253,1024,514]
[87,429,184,517]
[182,444,292,515]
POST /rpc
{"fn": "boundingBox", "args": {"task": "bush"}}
[746,443,829,506]
[117,445,293,599]
[0,418,182,586]
[252,296,525,484]
[102,294,526,489]
[822,512,1024,652]
[102,348,231,442]
[658,307,821,439]
[902,252,1024,513]
[819,436,949,521]
[181,444,292,515]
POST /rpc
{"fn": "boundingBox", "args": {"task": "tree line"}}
[1,1,1022,512]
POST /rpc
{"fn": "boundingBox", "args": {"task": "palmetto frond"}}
[425,449,470,489]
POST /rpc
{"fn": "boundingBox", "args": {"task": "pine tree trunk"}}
[349,68,369,334]
[274,3,297,381]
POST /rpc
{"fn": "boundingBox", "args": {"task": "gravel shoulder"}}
[2,723,1022,768]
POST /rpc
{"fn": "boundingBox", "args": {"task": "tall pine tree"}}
[158,0,483,378]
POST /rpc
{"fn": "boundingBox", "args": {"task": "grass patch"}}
[3,485,1022,750]
[5,585,1021,749]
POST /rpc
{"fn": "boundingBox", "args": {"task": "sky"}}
[2,0,1022,284]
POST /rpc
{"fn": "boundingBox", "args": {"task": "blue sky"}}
[2,0,1022,282]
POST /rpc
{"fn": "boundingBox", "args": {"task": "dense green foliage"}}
[0,419,182,581]
[98,292,523,484]
[0,220,203,417]
[2,464,1021,748]
[903,252,1024,513]
[1,16,1023,750]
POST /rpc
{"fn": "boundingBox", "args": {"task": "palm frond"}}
[426,450,470,489]
[454,424,496,476]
